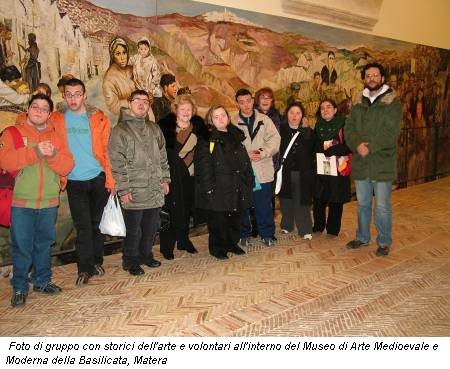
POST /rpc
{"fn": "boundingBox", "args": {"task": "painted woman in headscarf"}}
[102,37,136,116]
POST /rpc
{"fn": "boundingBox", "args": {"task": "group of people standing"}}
[0,61,402,309]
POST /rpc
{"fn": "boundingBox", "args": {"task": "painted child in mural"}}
[128,37,162,98]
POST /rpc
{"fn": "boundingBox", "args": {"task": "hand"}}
[120,192,133,204]
[37,141,56,157]
[248,150,262,162]
[357,142,369,157]
[162,182,169,195]
[108,187,117,196]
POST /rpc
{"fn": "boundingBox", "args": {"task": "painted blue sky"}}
[89,0,414,51]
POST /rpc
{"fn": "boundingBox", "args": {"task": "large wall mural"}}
[0,0,449,264]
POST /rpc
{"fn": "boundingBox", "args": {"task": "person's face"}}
[113,45,128,68]
[138,43,150,58]
[314,74,321,86]
[164,82,177,100]
[128,94,150,118]
[236,94,254,117]
[211,107,229,132]
[27,99,51,128]
[320,101,337,122]
[328,53,335,66]
[64,85,86,113]
[176,103,193,125]
[364,67,385,92]
[389,75,398,89]
[287,106,303,126]
[258,94,273,113]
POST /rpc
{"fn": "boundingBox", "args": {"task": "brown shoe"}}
[76,272,91,286]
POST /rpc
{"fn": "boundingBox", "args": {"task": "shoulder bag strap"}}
[280,131,299,165]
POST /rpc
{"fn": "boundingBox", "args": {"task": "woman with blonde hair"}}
[158,95,208,259]
[194,105,254,259]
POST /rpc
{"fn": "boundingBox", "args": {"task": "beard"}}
[365,81,384,92]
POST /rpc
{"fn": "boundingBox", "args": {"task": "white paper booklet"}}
[316,153,338,176]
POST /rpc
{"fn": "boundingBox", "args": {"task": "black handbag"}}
[159,208,170,232]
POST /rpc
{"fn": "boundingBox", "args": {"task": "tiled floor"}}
[1,177,449,336]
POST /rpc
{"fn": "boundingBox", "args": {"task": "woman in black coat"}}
[194,105,254,260]
[158,95,208,260]
[278,102,316,239]
[313,99,351,236]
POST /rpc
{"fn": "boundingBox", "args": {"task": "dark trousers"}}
[122,207,160,268]
[312,198,344,236]
[280,171,312,236]
[206,209,242,255]
[242,182,275,238]
[159,176,194,255]
[66,172,109,274]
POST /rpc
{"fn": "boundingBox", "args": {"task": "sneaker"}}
[92,264,105,276]
[240,237,252,247]
[210,251,229,260]
[76,272,91,286]
[346,239,369,249]
[11,291,27,307]
[281,229,290,234]
[263,237,275,247]
[376,245,390,256]
[229,244,246,255]
[33,282,62,294]
[303,234,313,240]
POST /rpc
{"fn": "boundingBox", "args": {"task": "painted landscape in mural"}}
[0,0,449,263]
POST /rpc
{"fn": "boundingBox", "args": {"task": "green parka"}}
[345,87,402,182]
[109,107,170,210]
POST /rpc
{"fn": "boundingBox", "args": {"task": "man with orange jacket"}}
[0,93,74,307]
[52,78,116,286]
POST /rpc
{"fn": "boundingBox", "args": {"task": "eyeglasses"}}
[65,92,84,99]
[260,95,273,100]
[29,105,50,114]
[131,98,150,105]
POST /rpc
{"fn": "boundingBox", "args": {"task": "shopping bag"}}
[99,194,126,237]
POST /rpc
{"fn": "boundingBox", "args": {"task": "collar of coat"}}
[355,84,397,106]
[57,101,102,117]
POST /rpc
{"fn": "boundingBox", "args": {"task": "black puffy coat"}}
[194,124,254,212]
[277,124,316,205]
[314,127,352,203]
[158,113,208,227]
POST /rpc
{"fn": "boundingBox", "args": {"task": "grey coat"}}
[109,107,170,209]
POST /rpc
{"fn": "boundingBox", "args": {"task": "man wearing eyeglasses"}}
[0,94,74,306]
[109,90,170,275]
[52,78,116,286]
[345,62,402,257]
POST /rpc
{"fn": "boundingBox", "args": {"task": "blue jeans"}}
[242,182,275,238]
[355,180,392,247]
[10,206,58,293]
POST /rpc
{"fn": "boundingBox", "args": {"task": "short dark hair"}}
[328,51,335,57]
[128,89,149,101]
[235,88,252,101]
[160,74,176,88]
[361,62,386,80]
[313,71,320,78]
[137,39,150,48]
[316,98,338,118]
[64,78,86,93]
[28,93,54,112]
[284,101,305,118]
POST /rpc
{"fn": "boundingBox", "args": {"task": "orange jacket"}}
[52,104,116,190]
[0,119,74,208]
